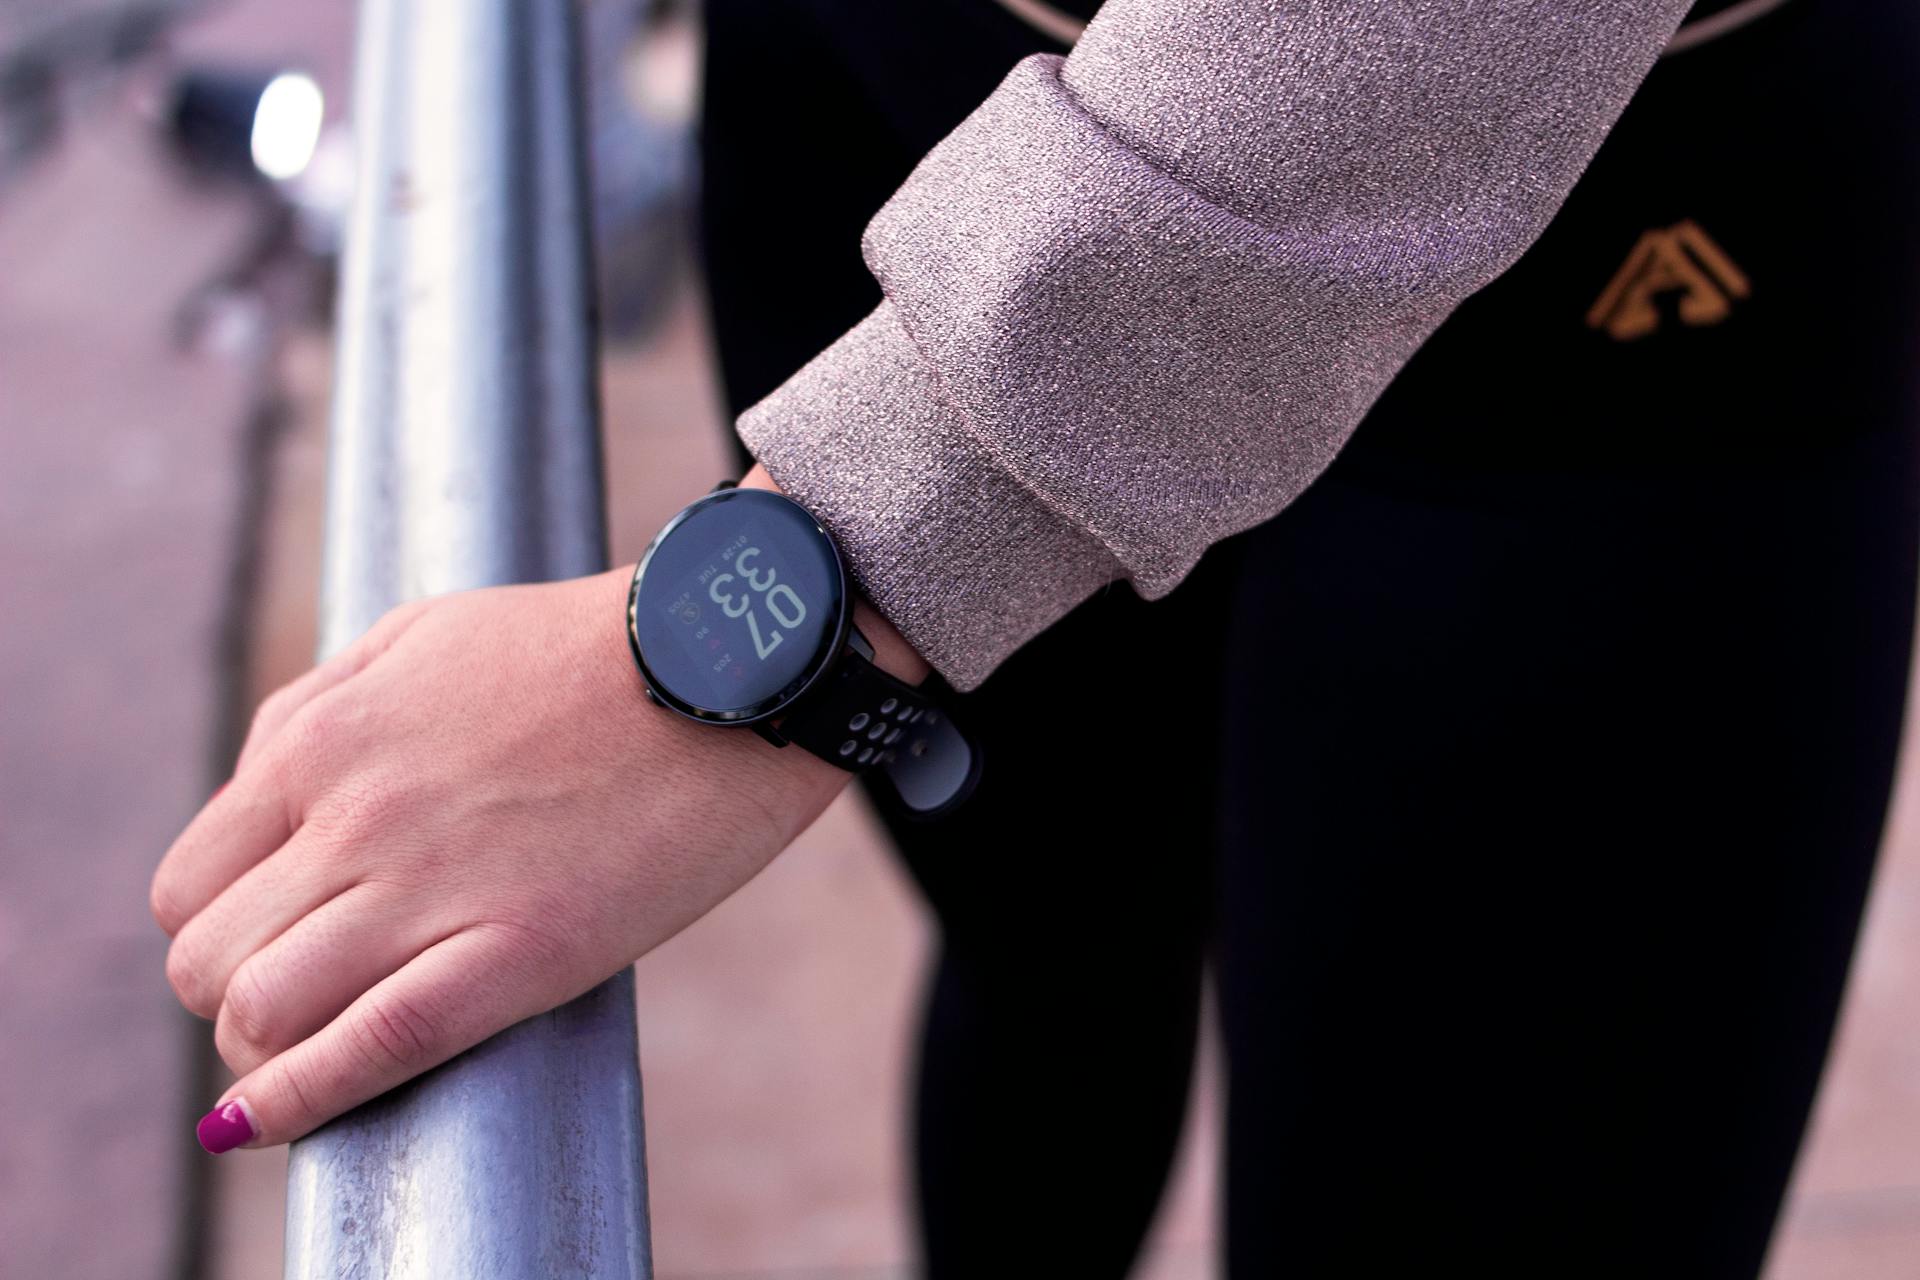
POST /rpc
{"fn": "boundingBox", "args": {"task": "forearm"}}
[739,0,1695,688]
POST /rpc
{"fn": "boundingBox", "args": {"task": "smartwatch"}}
[626,483,980,817]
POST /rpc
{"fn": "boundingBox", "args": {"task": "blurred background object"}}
[0,1,1915,1276]
[0,0,196,190]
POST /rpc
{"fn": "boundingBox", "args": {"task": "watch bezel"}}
[626,487,853,727]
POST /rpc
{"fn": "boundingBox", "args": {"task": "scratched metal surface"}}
[285,1,652,1275]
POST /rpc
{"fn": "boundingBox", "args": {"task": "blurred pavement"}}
[0,71,250,1280]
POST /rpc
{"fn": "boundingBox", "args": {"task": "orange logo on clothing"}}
[1586,220,1751,341]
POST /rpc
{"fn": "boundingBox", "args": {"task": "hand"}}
[152,535,908,1152]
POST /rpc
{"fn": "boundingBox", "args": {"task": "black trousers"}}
[700,2,1920,1274]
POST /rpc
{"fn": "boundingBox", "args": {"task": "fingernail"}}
[196,1098,256,1154]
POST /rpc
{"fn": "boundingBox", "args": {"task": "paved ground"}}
[0,64,264,1280]
[4,4,1919,1279]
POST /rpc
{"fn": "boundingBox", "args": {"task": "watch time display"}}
[628,488,849,722]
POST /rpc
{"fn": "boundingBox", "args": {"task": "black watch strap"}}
[776,633,981,818]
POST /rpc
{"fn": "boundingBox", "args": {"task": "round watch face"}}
[628,488,850,723]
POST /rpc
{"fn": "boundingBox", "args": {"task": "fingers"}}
[214,884,448,1077]
[152,600,434,941]
[150,779,295,939]
[197,924,569,1151]
[163,826,344,1019]
[234,599,429,773]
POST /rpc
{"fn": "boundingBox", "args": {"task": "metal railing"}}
[285,2,653,1275]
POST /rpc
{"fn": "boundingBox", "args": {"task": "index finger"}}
[150,780,294,938]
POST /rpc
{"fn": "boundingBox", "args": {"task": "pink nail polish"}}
[196,1099,255,1154]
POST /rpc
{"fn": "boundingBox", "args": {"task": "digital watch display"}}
[627,485,979,816]
[628,486,849,723]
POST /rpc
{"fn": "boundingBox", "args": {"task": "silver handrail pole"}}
[285,1,652,1276]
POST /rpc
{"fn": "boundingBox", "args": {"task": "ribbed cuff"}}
[736,300,1121,691]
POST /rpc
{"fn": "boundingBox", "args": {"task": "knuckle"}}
[164,937,218,1019]
[263,698,379,804]
[249,685,296,738]
[280,697,343,762]
[149,872,185,936]
[348,992,444,1074]
[215,965,281,1071]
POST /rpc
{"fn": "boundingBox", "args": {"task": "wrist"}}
[626,476,977,813]
[737,464,931,686]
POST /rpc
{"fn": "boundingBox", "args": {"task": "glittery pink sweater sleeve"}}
[735,0,1694,689]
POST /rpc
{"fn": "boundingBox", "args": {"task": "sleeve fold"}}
[739,1,1694,690]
